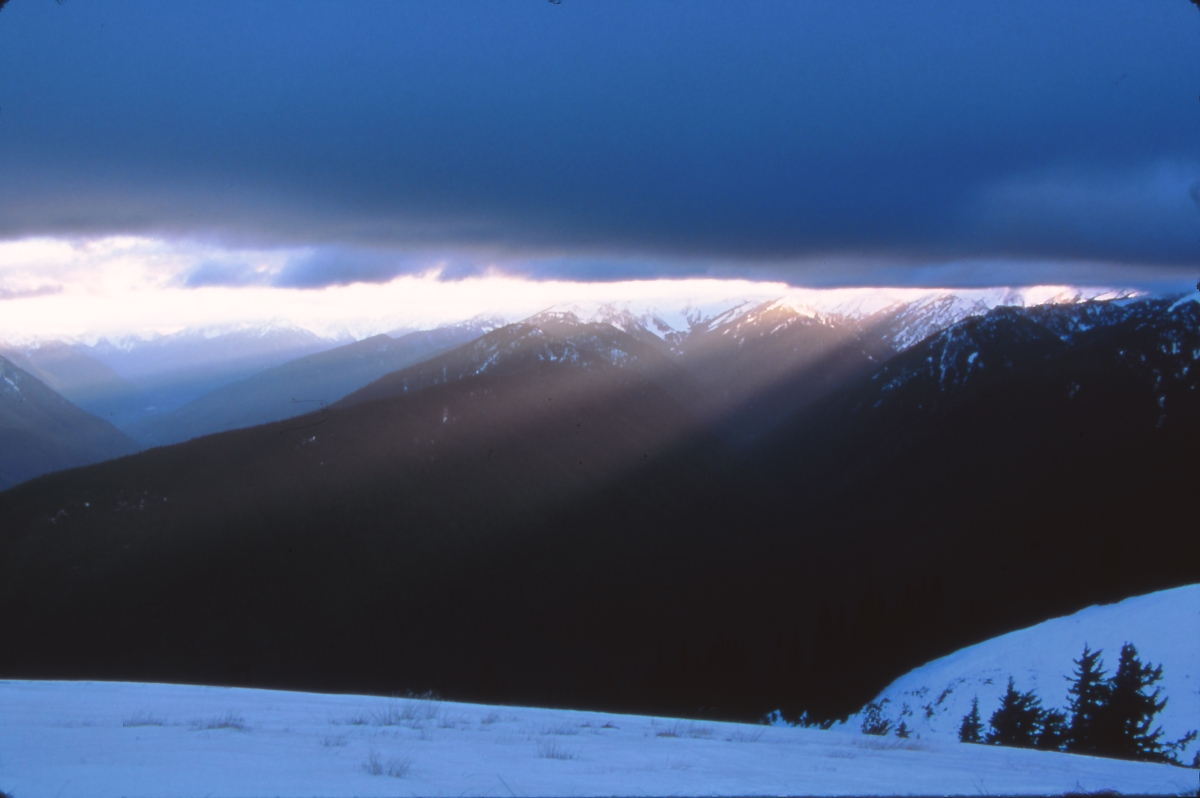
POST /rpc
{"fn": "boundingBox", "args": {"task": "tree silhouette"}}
[1038,707,1069,751]
[1095,643,1171,762]
[959,696,984,743]
[1065,644,1110,754]
[986,678,1047,749]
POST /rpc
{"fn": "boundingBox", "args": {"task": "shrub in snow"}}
[122,710,167,727]
[860,700,892,736]
[536,738,577,760]
[190,712,249,732]
[362,749,412,777]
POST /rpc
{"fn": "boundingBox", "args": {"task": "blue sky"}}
[0,0,1198,293]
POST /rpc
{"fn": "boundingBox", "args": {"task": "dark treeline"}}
[959,643,1197,767]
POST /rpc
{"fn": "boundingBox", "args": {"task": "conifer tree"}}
[959,696,984,744]
[1037,707,1068,751]
[986,678,1045,749]
[1065,644,1109,754]
[1096,643,1170,762]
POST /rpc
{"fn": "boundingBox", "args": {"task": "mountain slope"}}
[0,316,747,714]
[672,299,892,444]
[0,341,148,428]
[0,357,140,491]
[745,297,1200,719]
[337,311,700,411]
[840,584,1199,766]
[2,301,1197,726]
[81,323,338,427]
[128,320,497,447]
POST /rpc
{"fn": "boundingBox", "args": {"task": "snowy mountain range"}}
[1,286,1195,730]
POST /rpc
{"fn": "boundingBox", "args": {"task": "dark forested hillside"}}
[671,299,892,445]
[749,298,1200,719]
[1,299,1197,724]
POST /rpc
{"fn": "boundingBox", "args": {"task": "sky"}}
[0,0,1198,339]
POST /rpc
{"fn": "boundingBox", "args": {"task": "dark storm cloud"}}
[0,0,1197,286]
[179,261,267,288]
[271,249,489,287]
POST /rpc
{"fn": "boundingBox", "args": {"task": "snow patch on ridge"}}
[840,584,1200,763]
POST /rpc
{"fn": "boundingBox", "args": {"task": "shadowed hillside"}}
[2,300,1198,723]
[128,319,498,447]
[0,357,140,491]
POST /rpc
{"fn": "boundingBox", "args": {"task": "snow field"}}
[840,584,1200,764]
[1,678,1195,797]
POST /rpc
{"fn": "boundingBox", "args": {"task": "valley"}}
[3,291,1197,726]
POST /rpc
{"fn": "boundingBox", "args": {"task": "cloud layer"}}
[1,1,1198,286]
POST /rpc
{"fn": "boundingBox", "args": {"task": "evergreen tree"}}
[959,696,984,744]
[986,678,1045,748]
[1037,707,1068,751]
[1095,643,1170,762]
[1065,644,1110,754]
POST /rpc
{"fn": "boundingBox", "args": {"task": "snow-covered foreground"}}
[841,584,1200,763]
[1,679,1195,797]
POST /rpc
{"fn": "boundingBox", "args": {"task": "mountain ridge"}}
[0,357,140,491]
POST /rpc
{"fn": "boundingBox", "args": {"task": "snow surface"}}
[839,584,1200,765]
[542,286,1142,356]
[1168,291,1200,313]
[1,678,1195,797]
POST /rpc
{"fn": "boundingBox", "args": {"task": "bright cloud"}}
[0,237,1153,345]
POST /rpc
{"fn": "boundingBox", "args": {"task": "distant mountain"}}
[536,293,1112,445]
[0,312,738,711]
[80,322,339,424]
[864,293,1000,352]
[669,299,892,444]
[839,584,1199,766]
[0,341,149,428]
[0,357,140,491]
[1,297,1196,728]
[766,297,1198,477]
[337,311,697,410]
[127,319,499,447]
[750,297,1200,719]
